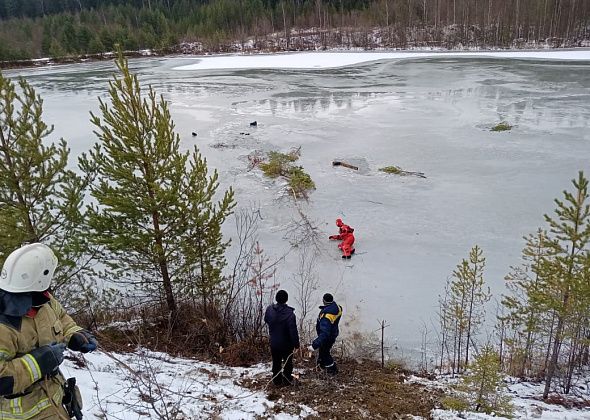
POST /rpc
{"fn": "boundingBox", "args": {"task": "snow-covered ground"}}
[62,349,314,419]
[63,349,590,419]
[408,375,590,420]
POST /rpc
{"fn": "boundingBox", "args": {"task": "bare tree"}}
[292,247,319,342]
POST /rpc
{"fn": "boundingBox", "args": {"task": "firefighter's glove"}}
[29,343,66,377]
[68,330,98,353]
[328,235,338,240]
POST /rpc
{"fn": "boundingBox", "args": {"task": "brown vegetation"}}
[243,358,442,419]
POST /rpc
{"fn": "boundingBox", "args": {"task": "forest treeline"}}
[1,0,589,61]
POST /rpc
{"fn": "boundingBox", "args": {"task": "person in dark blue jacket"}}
[308,293,342,375]
[264,290,300,385]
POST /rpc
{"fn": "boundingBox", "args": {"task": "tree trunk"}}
[564,329,579,394]
[522,321,534,377]
[281,2,289,49]
[544,306,566,399]
[152,210,177,319]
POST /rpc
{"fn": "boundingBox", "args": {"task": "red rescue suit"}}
[329,219,356,258]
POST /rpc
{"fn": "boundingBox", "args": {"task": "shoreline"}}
[0,49,163,70]
[3,45,590,71]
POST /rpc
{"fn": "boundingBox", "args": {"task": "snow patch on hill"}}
[62,348,590,419]
[61,349,314,419]
[174,50,590,71]
[408,375,590,420]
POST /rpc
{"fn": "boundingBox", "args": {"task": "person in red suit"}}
[329,218,355,259]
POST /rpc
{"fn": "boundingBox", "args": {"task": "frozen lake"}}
[7,52,590,358]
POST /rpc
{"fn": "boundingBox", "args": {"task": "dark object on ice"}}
[240,132,250,136]
[403,171,426,178]
[332,160,359,171]
[191,132,197,136]
[250,121,257,127]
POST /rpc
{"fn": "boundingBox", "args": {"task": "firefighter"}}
[0,243,97,419]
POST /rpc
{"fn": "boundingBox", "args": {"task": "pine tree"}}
[579,252,590,366]
[178,150,235,310]
[81,52,234,319]
[443,245,491,372]
[0,72,88,294]
[452,345,513,416]
[438,278,454,372]
[501,229,556,377]
[539,171,590,398]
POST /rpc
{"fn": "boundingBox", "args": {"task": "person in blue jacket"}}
[264,290,300,385]
[308,293,342,375]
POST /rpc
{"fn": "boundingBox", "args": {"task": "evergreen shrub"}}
[379,166,402,174]
[491,122,512,132]
[258,148,314,198]
[289,166,316,198]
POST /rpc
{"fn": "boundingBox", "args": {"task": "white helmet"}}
[0,243,58,293]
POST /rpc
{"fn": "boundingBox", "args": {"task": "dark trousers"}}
[317,341,338,374]
[271,347,294,385]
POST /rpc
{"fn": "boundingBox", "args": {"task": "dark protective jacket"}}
[0,292,83,419]
[264,303,300,351]
[312,302,343,349]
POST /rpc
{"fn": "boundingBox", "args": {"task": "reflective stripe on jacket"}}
[0,296,82,419]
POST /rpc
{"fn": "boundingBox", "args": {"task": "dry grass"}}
[242,357,442,419]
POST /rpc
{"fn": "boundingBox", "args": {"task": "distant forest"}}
[1,0,589,61]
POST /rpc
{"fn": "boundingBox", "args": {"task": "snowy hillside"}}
[62,349,590,419]
[63,349,314,419]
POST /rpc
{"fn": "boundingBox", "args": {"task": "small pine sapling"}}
[444,345,513,417]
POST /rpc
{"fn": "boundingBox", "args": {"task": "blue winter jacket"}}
[264,303,300,351]
[312,302,343,349]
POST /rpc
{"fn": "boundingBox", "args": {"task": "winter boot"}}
[326,363,338,375]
